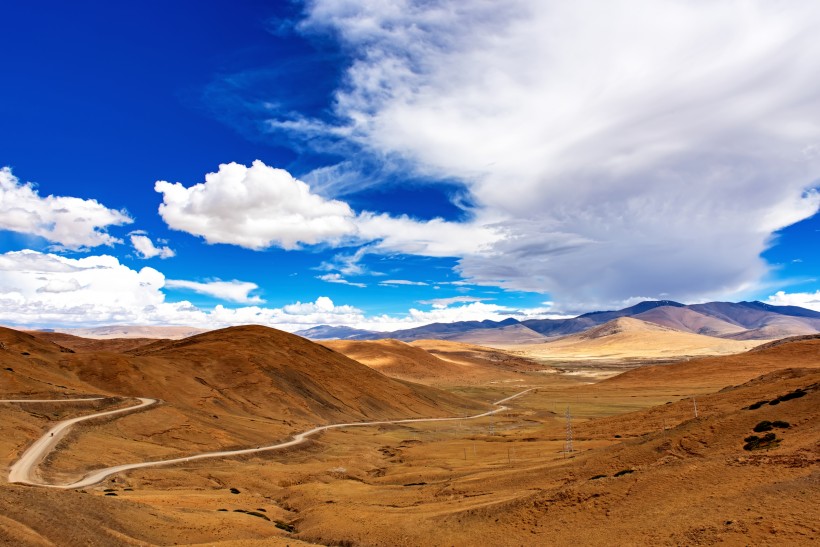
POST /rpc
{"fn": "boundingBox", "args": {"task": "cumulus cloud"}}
[156,160,357,250]
[286,0,820,306]
[317,273,367,288]
[0,250,555,331]
[765,290,820,312]
[155,161,503,257]
[130,234,175,259]
[0,167,132,249]
[165,279,264,304]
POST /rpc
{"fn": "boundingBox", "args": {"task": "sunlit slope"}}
[518,317,762,360]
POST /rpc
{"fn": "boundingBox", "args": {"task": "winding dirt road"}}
[6,388,534,490]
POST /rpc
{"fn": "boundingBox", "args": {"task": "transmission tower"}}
[564,406,573,455]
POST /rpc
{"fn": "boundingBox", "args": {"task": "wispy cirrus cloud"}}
[316,273,367,288]
[165,278,263,304]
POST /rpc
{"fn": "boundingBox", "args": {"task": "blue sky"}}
[1,0,818,330]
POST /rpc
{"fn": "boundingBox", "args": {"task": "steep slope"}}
[517,317,762,360]
[105,325,487,423]
[633,306,746,336]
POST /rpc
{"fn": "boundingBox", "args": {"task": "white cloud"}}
[765,290,820,312]
[155,161,503,257]
[418,296,485,308]
[165,279,263,304]
[130,234,175,259]
[289,0,820,306]
[317,273,367,288]
[0,167,131,249]
[0,250,556,331]
[380,279,428,286]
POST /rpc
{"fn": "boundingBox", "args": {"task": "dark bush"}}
[753,421,773,432]
[229,487,240,494]
[589,474,607,480]
[275,520,296,533]
[217,508,228,512]
[613,435,622,438]
[614,469,634,477]
[743,432,779,451]
[747,400,769,410]
[779,389,806,401]
[246,511,270,521]
[768,399,780,406]
[772,420,790,428]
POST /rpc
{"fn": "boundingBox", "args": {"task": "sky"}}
[1,0,819,332]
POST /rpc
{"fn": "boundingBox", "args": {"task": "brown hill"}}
[320,339,465,384]
[516,317,762,361]
[603,335,820,389]
[322,338,549,386]
[26,331,161,353]
[633,305,746,336]
[54,325,208,340]
[0,325,487,481]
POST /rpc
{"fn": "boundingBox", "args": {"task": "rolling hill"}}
[514,317,764,360]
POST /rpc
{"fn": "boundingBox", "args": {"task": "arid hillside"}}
[322,338,548,385]
[517,317,764,361]
[602,334,820,389]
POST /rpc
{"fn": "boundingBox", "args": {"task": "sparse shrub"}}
[614,469,634,477]
[217,508,228,512]
[779,389,806,401]
[589,474,607,480]
[105,492,117,496]
[613,435,622,438]
[246,511,270,521]
[4,367,12,372]
[772,420,790,428]
[743,432,779,451]
[274,520,296,533]
[753,421,773,432]
[229,487,240,494]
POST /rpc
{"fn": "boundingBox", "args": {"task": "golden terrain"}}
[0,324,818,546]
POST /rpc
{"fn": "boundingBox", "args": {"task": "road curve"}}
[8,388,534,490]
[7,397,157,485]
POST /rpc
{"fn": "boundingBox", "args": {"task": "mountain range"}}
[295,300,820,343]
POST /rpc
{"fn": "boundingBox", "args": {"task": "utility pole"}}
[565,406,573,455]
[692,396,698,418]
